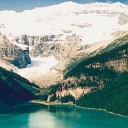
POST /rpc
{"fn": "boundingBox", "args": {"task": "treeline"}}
[0,67,40,105]
[76,72,128,116]
[62,38,128,116]
[60,94,75,103]
[76,66,117,87]
[65,43,128,78]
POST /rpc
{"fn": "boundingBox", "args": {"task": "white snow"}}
[0,2,128,82]
[0,2,128,45]
[17,56,59,79]
[11,41,28,50]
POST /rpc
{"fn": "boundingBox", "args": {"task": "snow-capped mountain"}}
[0,1,128,86]
[0,1,128,44]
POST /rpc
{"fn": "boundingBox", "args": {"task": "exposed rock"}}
[61,29,72,33]
[118,12,128,25]
[71,23,92,28]
[105,59,128,72]
[56,87,91,100]
[47,94,54,102]
[111,31,128,37]
[29,34,84,60]
[0,33,31,68]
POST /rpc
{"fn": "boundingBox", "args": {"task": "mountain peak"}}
[57,1,78,7]
[60,1,77,5]
[112,2,125,7]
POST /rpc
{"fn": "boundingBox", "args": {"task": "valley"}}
[0,1,128,119]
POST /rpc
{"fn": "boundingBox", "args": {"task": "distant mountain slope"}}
[0,33,31,68]
[0,2,128,87]
[47,35,128,116]
[0,2,128,45]
[0,67,40,112]
[76,72,128,116]
[100,34,128,53]
[65,34,128,76]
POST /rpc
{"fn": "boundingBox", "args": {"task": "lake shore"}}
[29,100,128,118]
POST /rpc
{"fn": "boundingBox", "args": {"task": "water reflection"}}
[0,104,127,128]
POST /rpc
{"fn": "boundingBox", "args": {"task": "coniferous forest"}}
[63,42,128,116]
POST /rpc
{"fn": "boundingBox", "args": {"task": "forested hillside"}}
[76,72,128,116]
[0,67,40,112]
[48,36,128,116]
[66,42,128,116]
[65,42,128,78]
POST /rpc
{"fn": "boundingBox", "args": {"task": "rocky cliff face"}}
[46,35,128,102]
[28,34,89,60]
[0,33,31,68]
[11,34,90,60]
[118,12,128,25]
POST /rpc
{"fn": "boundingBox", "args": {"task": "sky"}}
[0,0,127,12]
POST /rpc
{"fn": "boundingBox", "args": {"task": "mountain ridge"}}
[45,35,128,116]
[0,1,127,13]
[0,1,128,41]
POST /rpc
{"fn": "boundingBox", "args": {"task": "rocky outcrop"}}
[0,33,31,68]
[118,13,128,25]
[11,49,31,68]
[56,87,91,100]
[47,36,128,103]
[29,34,90,60]
[27,35,54,46]
[9,33,91,64]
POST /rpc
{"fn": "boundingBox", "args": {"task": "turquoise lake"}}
[0,104,127,128]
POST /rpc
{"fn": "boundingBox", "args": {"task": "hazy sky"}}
[0,0,127,12]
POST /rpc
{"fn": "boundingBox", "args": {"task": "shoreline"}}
[74,105,128,119]
[29,100,128,118]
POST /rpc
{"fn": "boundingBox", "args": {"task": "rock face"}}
[56,87,91,100]
[11,33,91,60]
[0,33,31,68]
[26,34,89,60]
[12,49,31,68]
[118,13,128,25]
[46,35,128,103]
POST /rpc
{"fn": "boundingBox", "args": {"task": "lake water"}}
[0,104,127,128]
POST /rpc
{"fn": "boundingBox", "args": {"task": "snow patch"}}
[17,56,59,79]
[0,2,128,45]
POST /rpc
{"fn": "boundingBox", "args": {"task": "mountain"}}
[0,33,31,68]
[0,1,128,116]
[0,66,40,112]
[0,2,128,43]
[76,72,128,116]
[46,34,128,116]
[0,2,128,86]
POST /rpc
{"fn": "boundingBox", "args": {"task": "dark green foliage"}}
[60,94,75,103]
[0,67,40,105]
[37,94,48,101]
[0,67,40,89]
[49,94,56,102]
[49,84,60,94]
[65,57,88,75]
[65,43,128,78]
[100,34,128,53]
[76,72,128,116]
[62,37,128,116]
